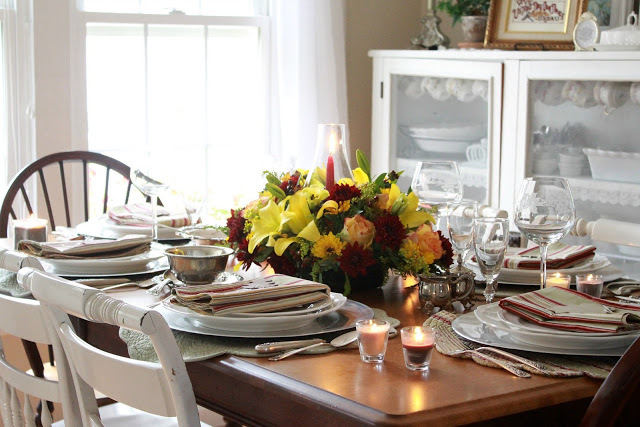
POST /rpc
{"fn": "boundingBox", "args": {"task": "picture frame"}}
[588,0,635,29]
[485,0,589,50]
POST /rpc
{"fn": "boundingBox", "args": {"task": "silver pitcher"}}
[418,268,475,314]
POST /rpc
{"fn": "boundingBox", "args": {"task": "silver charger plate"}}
[43,257,169,278]
[452,311,629,356]
[154,299,374,338]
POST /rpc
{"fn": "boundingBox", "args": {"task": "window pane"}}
[86,24,145,152]
[82,0,268,16]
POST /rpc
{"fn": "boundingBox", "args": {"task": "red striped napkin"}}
[503,243,596,270]
[108,203,191,228]
[171,274,332,316]
[499,287,640,333]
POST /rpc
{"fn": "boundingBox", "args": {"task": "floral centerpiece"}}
[226,150,453,294]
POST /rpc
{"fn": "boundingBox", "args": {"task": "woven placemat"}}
[0,268,30,298]
[425,311,617,380]
[121,307,400,363]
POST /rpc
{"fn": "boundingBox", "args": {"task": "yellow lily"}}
[248,200,292,253]
[399,191,434,228]
[353,167,369,185]
[300,186,329,211]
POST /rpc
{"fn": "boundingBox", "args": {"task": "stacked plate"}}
[452,302,638,356]
[76,215,182,240]
[155,293,374,338]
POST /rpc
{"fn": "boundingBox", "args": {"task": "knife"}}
[255,338,325,354]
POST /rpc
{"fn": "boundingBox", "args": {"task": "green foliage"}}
[435,0,490,25]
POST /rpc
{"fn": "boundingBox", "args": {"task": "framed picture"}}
[485,0,589,50]
[588,0,634,29]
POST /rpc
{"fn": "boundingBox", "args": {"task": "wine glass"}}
[447,200,477,271]
[181,187,208,226]
[411,161,463,231]
[472,217,509,303]
[513,177,576,290]
[129,168,170,241]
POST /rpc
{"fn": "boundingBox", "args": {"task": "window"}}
[75,0,272,219]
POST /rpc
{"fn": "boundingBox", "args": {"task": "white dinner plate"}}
[473,303,639,350]
[39,250,168,277]
[468,254,622,285]
[412,137,473,154]
[76,215,182,240]
[161,293,347,332]
[155,299,374,338]
[452,311,630,356]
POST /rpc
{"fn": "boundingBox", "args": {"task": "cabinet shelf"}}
[567,177,640,207]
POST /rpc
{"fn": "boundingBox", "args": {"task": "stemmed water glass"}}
[472,217,509,303]
[447,200,477,271]
[411,160,463,232]
[513,177,576,290]
[181,188,208,226]
[129,168,170,241]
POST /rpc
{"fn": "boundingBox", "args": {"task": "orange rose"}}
[404,224,443,263]
[342,215,375,249]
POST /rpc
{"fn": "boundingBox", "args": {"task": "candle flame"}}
[329,130,338,154]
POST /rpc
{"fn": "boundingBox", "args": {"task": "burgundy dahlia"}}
[328,184,361,202]
[437,230,454,268]
[337,242,375,277]
[373,214,405,250]
[226,209,246,244]
[267,254,298,276]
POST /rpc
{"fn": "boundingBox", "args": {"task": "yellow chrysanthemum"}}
[311,232,346,259]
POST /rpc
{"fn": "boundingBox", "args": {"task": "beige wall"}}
[345,0,460,161]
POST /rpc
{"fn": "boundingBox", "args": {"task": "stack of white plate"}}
[38,249,168,277]
[452,302,639,356]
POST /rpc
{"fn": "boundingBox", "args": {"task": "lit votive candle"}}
[576,274,604,298]
[355,319,390,364]
[12,216,49,249]
[401,326,435,371]
[546,273,571,289]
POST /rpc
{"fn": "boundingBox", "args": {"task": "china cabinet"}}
[370,49,640,277]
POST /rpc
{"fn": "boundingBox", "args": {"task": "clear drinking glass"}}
[411,161,463,231]
[181,187,208,226]
[514,177,576,290]
[472,217,509,303]
[129,168,170,241]
[447,200,477,269]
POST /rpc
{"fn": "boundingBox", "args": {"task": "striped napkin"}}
[499,287,640,333]
[171,274,332,316]
[503,243,596,270]
[108,203,191,227]
[17,235,151,259]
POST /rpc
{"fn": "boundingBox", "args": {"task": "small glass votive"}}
[546,272,571,289]
[576,274,604,298]
[401,326,435,371]
[11,216,49,249]
[355,319,390,364]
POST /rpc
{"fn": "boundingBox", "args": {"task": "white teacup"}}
[630,82,640,105]
[472,80,489,101]
[533,81,565,106]
[422,77,451,101]
[562,81,597,108]
[594,81,630,115]
[466,143,487,163]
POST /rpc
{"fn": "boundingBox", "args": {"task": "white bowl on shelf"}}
[583,148,640,184]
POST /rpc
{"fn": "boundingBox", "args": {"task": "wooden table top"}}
[93,272,603,426]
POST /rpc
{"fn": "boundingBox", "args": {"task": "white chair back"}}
[0,292,81,427]
[18,268,201,427]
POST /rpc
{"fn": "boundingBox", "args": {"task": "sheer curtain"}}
[1,0,35,197]
[270,0,348,171]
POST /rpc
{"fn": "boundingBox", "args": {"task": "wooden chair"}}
[579,336,640,426]
[0,280,82,426]
[18,267,204,426]
[0,150,138,238]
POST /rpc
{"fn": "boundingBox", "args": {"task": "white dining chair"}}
[0,289,82,426]
[17,267,205,427]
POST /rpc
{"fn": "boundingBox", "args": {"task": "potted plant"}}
[435,0,491,43]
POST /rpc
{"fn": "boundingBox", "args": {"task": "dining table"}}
[78,266,605,427]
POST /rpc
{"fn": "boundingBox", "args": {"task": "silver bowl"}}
[164,245,235,284]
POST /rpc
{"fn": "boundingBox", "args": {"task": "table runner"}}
[120,308,400,363]
[425,311,616,380]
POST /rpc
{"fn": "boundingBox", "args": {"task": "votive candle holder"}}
[576,274,604,298]
[355,319,390,364]
[400,326,435,371]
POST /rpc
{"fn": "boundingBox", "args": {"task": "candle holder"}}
[401,326,435,371]
[306,124,353,192]
[546,273,571,289]
[576,274,603,298]
[355,319,390,364]
[10,216,49,249]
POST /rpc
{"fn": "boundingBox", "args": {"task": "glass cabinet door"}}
[372,58,503,206]
[516,60,640,278]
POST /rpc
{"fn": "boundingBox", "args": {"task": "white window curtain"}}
[269,0,348,171]
[0,0,34,196]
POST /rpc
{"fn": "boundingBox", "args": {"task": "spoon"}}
[269,330,358,361]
